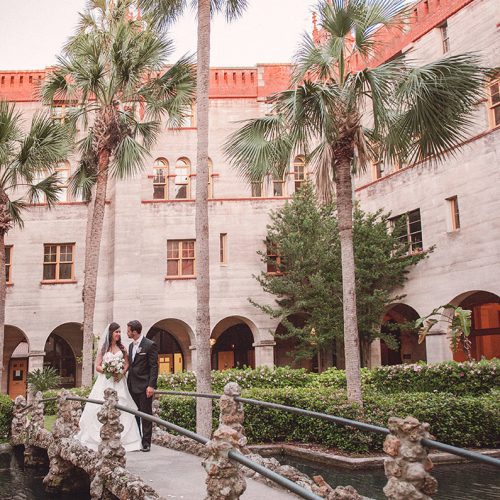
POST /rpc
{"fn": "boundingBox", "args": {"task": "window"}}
[51,102,77,124]
[173,158,191,199]
[181,103,196,128]
[440,22,449,54]
[55,161,70,202]
[390,209,423,253]
[373,159,385,180]
[272,173,286,197]
[447,196,460,231]
[488,79,500,129]
[153,158,168,200]
[266,240,283,275]
[251,181,263,198]
[5,245,12,284]
[292,155,306,191]
[167,240,195,278]
[43,244,75,282]
[219,233,227,264]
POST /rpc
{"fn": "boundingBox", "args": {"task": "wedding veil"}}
[100,324,111,356]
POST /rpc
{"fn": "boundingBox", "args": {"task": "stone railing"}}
[11,388,161,500]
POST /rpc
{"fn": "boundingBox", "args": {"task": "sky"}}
[0,0,316,70]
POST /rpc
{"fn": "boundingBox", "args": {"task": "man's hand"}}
[146,386,155,398]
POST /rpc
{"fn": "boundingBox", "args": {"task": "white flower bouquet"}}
[102,357,125,381]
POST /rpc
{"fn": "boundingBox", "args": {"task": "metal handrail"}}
[65,396,322,500]
[19,397,59,413]
[154,390,500,468]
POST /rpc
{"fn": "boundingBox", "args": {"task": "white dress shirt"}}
[131,334,144,362]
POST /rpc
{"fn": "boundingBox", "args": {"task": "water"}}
[0,449,90,500]
[275,454,500,500]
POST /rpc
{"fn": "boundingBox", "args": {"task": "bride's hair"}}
[103,322,126,355]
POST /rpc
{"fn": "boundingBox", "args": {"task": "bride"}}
[74,322,142,451]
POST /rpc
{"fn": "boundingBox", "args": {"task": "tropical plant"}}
[0,101,70,390]
[27,367,62,393]
[416,304,472,359]
[139,0,248,436]
[253,183,428,366]
[41,0,196,387]
[224,0,489,403]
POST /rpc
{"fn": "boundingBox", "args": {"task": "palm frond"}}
[69,160,97,202]
[110,135,149,179]
[0,101,21,167]
[6,199,27,229]
[138,0,188,29]
[26,173,62,207]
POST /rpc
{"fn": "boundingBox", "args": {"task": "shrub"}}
[43,386,92,415]
[157,366,314,393]
[0,393,13,442]
[158,387,500,453]
[26,367,61,393]
[365,359,500,395]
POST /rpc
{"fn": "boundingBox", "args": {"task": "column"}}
[253,340,275,368]
[28,350,45,372]
[425,331,453,363]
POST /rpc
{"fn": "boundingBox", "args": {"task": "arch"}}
[210,316,257,370]
[273,314,317,372]
[153,157,169,200]
[147,318,194,373]
[3,325,30,397]
[380,303,425,365]
[447,290,500,361]
[44,322,83,388]
[174,157,191,199]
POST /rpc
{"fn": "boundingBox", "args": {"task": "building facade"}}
[1,0,499,398]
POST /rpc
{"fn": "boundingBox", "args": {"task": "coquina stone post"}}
[203,382,247,500]
[24,391,47,466]
[11,395,28,446]
[44,390,82,492]
[90,388,126,500]
[383,416,438,500]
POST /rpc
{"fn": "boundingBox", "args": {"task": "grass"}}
[44,414,56,431]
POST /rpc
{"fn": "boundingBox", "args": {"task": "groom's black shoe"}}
[141,444,150,452]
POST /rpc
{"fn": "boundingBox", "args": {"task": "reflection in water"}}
[0,449,90,500]
[275,454,500,500]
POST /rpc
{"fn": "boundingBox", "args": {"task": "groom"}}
[126,320,158,452]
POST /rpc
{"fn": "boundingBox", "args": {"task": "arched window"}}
[55,161,70,202]
[153,158,168,200]
[208,158,214,198]
[174,157,191,199]
[292,155,306,191]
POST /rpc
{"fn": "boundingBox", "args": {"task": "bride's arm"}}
[95,351,104,374]
[123,352,130,375]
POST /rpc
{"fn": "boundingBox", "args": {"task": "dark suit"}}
[127,337,158,448]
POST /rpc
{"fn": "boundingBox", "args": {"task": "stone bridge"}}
[10,383,448,500]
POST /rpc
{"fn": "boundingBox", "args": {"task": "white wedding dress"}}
[74,351,142,451]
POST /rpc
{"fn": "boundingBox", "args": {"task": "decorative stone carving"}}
[24,391,48,467]
[203,382,247,499]
[11,395,28,446]
[383,416,438,500]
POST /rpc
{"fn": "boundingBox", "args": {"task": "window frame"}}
[55,160,71,202]
[292,155,306,191]
[488,78,500,129]
[390,209,423,254]
[5,245,12,284]
[173,157,191,200]
[446,196,461,231]
[153,158,169,200]
[166,239,196,278]
[42,243,76,283]
[440,21,450,54]
[219,233,227,265]
[251,181,263,198]
[266,239,284,275]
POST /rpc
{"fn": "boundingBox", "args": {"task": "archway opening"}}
[44,323,82,388]
[211,319,255,370]
[146,319,192,374]
[453,291,500,361]
[381,304,425,365]
[4,325,29,398]
[274,314,318,371]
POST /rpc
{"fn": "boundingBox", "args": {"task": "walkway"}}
[127,444,295,499]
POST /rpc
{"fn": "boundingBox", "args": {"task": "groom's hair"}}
[127,320,142,335]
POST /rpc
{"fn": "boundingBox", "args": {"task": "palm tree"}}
[41,0,196,387]
[225,0,489,404]
[139,0,248,437]
[0,101,70,391]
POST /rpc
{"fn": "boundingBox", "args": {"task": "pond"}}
[275,453,500,500]
[0,448,90,500]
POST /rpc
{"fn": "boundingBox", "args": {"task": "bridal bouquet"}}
[102,357,125,381]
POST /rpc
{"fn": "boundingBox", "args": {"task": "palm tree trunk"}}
[335,155,363,405]
[0,232,6,392]
[81,150,110,387]
[195,0,212,437]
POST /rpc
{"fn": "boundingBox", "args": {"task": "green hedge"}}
[0,393,13,443]
[43,386,92,415]
[158,388,500,453]
[157,360,499,396]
